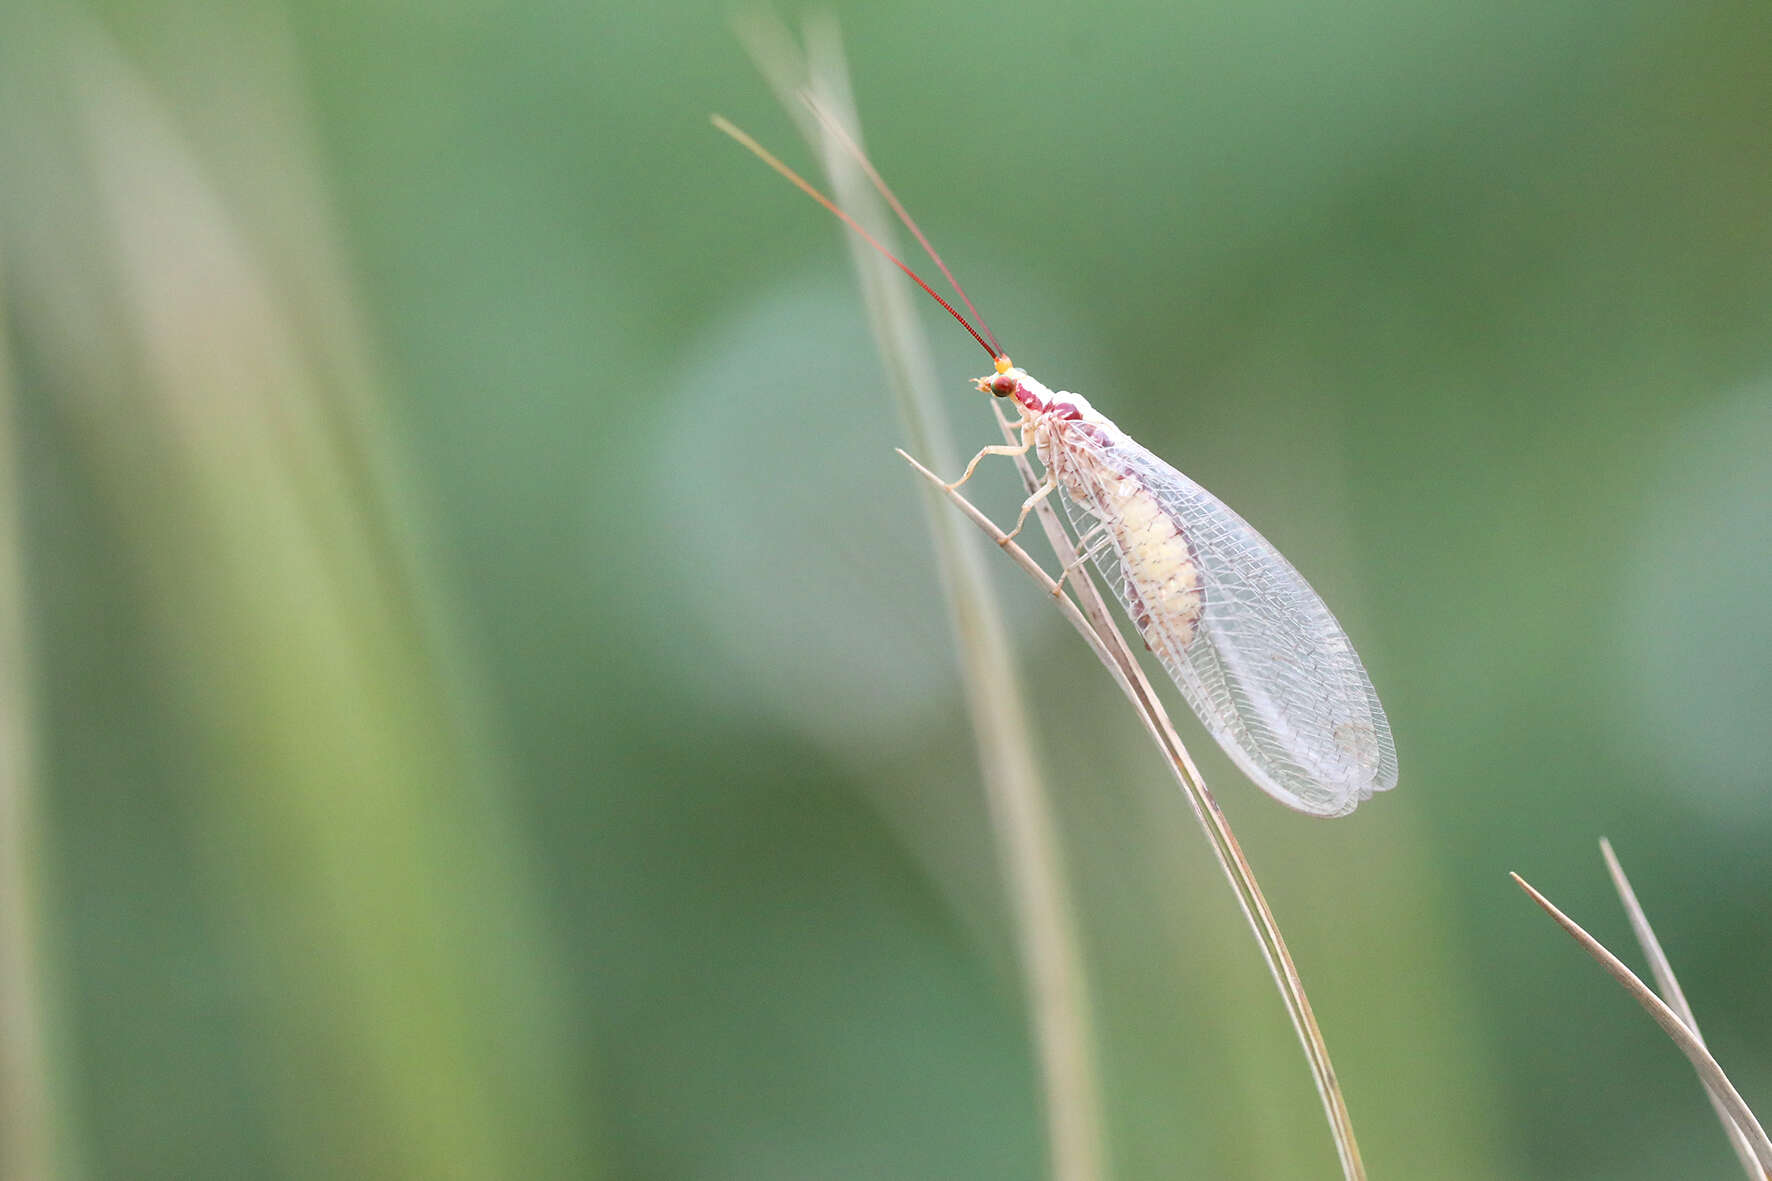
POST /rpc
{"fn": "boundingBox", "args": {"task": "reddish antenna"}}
[797,94,1002,359]
[712,114,1004,365]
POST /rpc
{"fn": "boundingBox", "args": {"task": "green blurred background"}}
[2,0,1770,1177]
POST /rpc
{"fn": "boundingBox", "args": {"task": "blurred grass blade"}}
[1598,839,1763,1179]
[0,12,596,1178]
[0,247,73,1181]
[737,16,1108,1181]
[1511,872,1772,1174]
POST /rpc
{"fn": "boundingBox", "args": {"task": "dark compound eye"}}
[991,374,1016,397]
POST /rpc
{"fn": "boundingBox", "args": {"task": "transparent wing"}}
[1056,426,1397,817]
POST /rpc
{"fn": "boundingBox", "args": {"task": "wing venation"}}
[1052,422,1397,817]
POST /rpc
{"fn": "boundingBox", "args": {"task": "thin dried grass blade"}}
[1511,872,1772,1174]
[989,405,1362,1158]
[902,447,1368,1181]
[981,396,1366,1178]
[1598,840,1763,1179]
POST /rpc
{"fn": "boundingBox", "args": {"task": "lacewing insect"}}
[713,112,1397,817]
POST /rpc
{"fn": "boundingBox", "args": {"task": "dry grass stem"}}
[984,400,1366,1177]
[1598,840,1763,1178]
[1511,871,1772,1174]
[737,17,1109,1181]
[904,434,1367,1181]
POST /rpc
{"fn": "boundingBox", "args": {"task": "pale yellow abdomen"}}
[1103,475,1203,647]
[1038,420,1204,648]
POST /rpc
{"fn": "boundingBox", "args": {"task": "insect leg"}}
[1076,523,1114,561]
[1001,474,1059,543]
[1050,526,1113,597]
[946,435,1032,491]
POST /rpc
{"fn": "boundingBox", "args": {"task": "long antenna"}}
[712,114,1004,364]
[798,93,1003,358]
